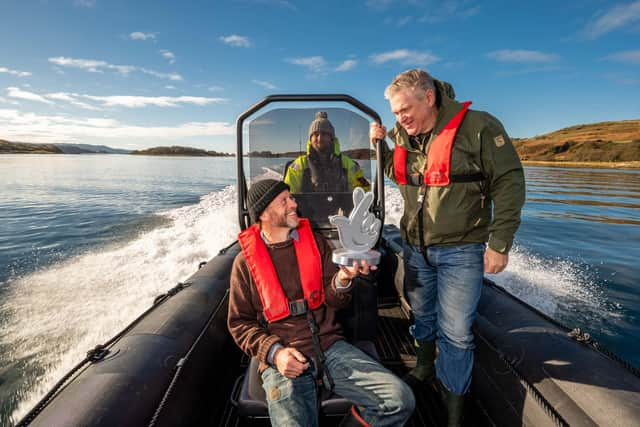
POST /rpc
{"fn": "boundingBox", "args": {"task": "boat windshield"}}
[243,106,374,228]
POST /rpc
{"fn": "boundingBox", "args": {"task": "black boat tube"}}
[21,243,240,427]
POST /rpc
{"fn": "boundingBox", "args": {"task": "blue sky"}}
[0,0,638,152]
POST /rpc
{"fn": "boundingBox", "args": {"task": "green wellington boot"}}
[403,339,436,388]
[445,389,465,427]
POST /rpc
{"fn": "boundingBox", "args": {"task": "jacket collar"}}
[387,97,465,147]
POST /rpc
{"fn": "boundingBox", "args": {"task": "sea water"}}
[1,155,638,425]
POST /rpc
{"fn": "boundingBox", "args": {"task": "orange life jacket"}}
[237,218,324,322]
[393,101,472,187]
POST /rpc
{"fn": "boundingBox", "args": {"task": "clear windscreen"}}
[243,106,374,228]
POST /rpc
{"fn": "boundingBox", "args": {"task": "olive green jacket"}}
[381,96,525,253]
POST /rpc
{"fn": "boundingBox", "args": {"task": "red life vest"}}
[237,218,324,323]
[393,101,471,187]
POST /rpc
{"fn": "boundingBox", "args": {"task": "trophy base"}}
[332,249,381,266]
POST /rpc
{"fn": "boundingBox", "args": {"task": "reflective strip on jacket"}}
[284,137,370,193]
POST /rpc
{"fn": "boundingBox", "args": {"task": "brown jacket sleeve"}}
[315,232,353,309]
[227,253,281,364]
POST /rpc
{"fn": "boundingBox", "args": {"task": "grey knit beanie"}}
[247,179,289,223]
[308,111,335,139]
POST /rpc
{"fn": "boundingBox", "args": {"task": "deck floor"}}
[219,304,491,426]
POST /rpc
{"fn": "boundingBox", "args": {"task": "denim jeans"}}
[260,340,415,427]
[403,242,485,395]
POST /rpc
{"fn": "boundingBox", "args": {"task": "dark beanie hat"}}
[308,111,335,138]
[247,179,290,223]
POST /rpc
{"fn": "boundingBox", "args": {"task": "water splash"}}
[384,185,620,332]
[2,186,238,425]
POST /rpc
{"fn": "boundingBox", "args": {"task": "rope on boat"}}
[153,281,192,305]
[15,280,194,427]
[476,332,570,427]
[485,279,640,379]
[147,289,229,427]
[567,327,640,378]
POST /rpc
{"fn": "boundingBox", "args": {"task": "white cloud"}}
[45,92,100,110]
[165,85,176,90]
[336,59,358,72]
[130,32,156,41]
[82,95,226,108]
[0,67,32,77]
[0,107,234,144]
[48,56,183,81]
[7,87,53,104]
[139,68,183,81]
[286,56,327,71]
[6,88,226,110]
[370,49,440,66]
[219,34,252,47]
[252,80,278,90]
[583,1,640,39]
[487,49,560,63]
[0,96,19,106]
[208,85,224,92]
[160,49,175,64]
[605,49,640,64]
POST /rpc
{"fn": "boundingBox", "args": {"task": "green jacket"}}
[381,96,525,253]
[284,137,370,193]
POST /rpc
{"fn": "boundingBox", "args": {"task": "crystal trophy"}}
[329,187,381,266]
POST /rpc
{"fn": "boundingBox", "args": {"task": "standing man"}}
[370,69,525,426]
[228,179,414,427]
[285,111,370,193]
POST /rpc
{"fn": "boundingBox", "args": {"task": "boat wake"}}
[385,185,621,334]
[2,186,239,425]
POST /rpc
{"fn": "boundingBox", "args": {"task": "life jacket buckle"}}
[288,299,309,317]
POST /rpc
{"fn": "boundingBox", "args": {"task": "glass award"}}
[329,187,381,266]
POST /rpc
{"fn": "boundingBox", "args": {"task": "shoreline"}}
[522,160,640,170]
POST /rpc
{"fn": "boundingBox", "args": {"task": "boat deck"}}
[218,303,492,426]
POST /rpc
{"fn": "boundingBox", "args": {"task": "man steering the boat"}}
[370,69,525,426]
[228,179,414,427]
[284,111,370,193]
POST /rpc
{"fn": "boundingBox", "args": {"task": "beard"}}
[268,208,299,229]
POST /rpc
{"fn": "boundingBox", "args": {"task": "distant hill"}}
[0,140,129,154]
[130,146,233,157]
[56,143,130,154]
[514,119,640,163]
[0,140,63,154]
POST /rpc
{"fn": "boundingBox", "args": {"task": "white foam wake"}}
[5,186,239,424]
[383,185,617,327]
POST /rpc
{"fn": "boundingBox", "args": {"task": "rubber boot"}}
[339,405,370,427]
[445,389,465,427]
[403,339,436,388]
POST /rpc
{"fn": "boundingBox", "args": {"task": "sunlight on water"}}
[4,186,239,424]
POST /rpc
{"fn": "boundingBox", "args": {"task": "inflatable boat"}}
[17,95,640,427]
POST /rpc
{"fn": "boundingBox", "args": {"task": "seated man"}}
[228,179,414,427]
[284,112,370,193]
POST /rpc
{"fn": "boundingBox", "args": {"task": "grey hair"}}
[384,69,436,100]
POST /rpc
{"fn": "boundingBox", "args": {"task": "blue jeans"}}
[403,242,485,395]
[260,340,415,427]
